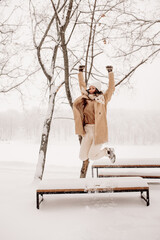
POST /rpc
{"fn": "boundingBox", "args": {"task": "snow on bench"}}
[92,158,160,179]
[36,177,149,209]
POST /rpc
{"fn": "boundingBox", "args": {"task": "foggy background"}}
[0,107,159,145]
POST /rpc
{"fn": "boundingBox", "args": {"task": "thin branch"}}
[66,12,81,45]
[0,68,41,93]
[53,117,74,120]
[85,0,97,84]
[50,0,61,25]
[63,0,74,30]
[116,48,160,87]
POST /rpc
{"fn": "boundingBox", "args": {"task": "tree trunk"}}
[80,159,89,178]
[34,86,56,180]
[60,29,73,108]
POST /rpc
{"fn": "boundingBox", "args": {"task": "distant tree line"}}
[0,108,159,145]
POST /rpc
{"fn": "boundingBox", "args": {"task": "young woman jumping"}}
[73,65,116,178]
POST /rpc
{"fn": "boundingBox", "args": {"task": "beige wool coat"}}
[73,72,115,145]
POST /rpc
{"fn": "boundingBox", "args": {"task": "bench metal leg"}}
[36,192,44,209]
[92,168,99,178]
[140,190,150,206]
[92,167,94,178]
[147,189,150,206]
[96,168,98,177]
[36,192,39,209]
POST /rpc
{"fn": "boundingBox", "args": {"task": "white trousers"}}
[79,124,107,161]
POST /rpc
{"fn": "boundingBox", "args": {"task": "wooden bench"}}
[36,177,149,209]
[92,158,160,180]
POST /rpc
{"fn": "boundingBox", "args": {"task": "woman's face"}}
[89,85,96,94]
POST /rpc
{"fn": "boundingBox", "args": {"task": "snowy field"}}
[1,142,160,240]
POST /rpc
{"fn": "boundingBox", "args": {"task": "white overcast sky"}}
[110,58,160,110]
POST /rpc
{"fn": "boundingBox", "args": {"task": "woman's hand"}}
[106,66,113,72]
[79,65,85,72]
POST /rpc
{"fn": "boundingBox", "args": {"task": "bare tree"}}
[31,0,160,180]
[32,0,111,180]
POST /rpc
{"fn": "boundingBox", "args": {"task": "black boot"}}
[80,159,89,178]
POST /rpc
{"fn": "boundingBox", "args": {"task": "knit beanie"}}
[88,81,101,91]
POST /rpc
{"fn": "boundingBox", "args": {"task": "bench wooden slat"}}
[93,164,160,168]
[99,174,160,179]
[37,186,148,193]
[37,188,85,193]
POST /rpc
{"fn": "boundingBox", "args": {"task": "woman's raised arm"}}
[104,66,115,102]
[78,65,87,94]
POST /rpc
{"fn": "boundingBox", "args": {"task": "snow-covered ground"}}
[0,142,160,240]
